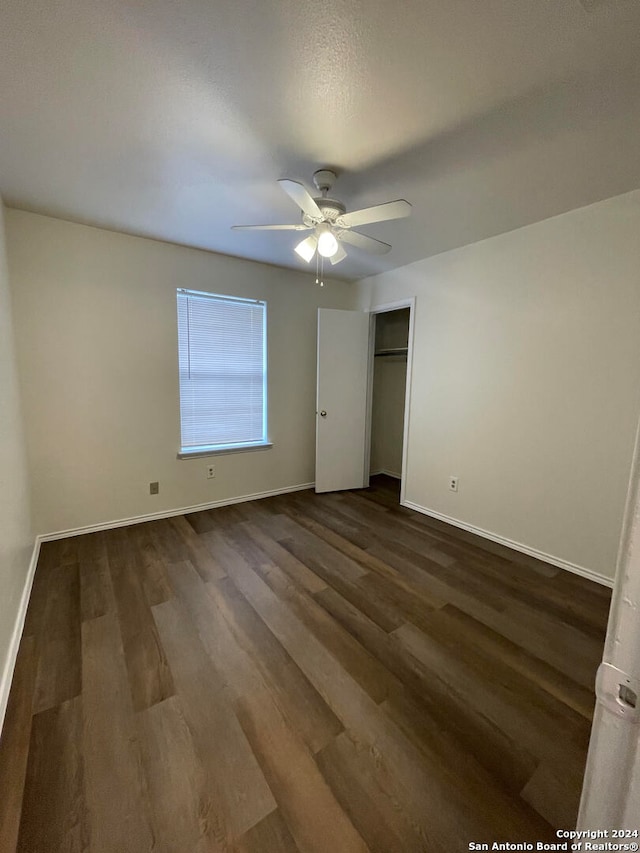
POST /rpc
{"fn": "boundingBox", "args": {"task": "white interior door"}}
[316,308,371,493]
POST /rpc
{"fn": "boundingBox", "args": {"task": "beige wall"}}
[0,201,33,719]
[6,210,357,534]
[358,190,640,582]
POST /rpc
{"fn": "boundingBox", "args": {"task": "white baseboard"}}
[402,498,614,589]
[39,482,315,542]
[0,538,41,735]
[370,469,402,480]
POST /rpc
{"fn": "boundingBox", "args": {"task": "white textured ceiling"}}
[2,0,640,280]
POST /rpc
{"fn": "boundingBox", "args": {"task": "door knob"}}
[320,410,327,417]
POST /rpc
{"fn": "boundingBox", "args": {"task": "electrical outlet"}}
[449,476,459,492]
[207,464,215,479]
[149,481,159,495]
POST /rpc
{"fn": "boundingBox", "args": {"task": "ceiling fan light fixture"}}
[294,234,317,263]
[317,224,339,258]
[233,170,411,267]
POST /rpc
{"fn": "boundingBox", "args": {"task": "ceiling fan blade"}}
[278,179,323,219]
[330,244,347,265]
[340,230,391,255]
[336,199,411,228]
[294,234,318,263]
[231,223,310,231]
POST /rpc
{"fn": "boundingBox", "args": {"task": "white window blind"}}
[177,289,267,454]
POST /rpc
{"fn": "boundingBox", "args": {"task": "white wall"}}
[6,210,357,535]
[0,201,33,724]
[358,190,640,582]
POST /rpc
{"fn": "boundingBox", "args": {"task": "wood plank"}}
[213,575,344,754]
[183,509,218,535]
[316,731,420,852]
[167,515,226,582]
[267,513,369,583]
[164,560,367,853]
[105,527,175,711]
[216,521,328,596]
[521,758,587,829]
[314,585,539,795]
[273,495,447,609]
[370,537,511,612]
[428,604,596,720]
[165,559,364,847]
[232,497,283,523]
[82,613,155,852]
[183,503,252,537]
[381,685,538,800]
[233,810,299,853]
[334,491,456,565]
[152,595,275,843]
[497,601,604,690]
[206,532,395,704]
[366,538,506,622]
[204,503,254,530]
[404,607,593,739]
[356,527,603,689]
[408,528,610,639]
[128,523,174,607]
[21,564,50,640]
[77,531,115,621]
[32,561,82,714]
[232,696,369,853]
[0,636,37,852]
[57,535,80,566]
[279,536,404,633]
[226,520,404,634]
[144,518,190,564]
[219,544,510,850]
[356,571,441,632]
[332,491,457,570]
[392,622,590,770]
[280,494,375,551]
[285,495,506,623]
[16,697,89,853]
[136,695,224,853]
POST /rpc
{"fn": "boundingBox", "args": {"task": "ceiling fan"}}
[232,169,411,267]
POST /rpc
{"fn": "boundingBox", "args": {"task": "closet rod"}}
[374,347,408,357]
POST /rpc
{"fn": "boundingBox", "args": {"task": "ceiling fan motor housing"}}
[313,169,337,193]
[302,196,346,227]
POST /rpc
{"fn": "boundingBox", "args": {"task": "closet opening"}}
[367,302,412,506]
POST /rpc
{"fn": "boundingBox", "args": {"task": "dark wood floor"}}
[0,476,611,852]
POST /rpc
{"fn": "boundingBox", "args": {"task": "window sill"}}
[177,442,273,460]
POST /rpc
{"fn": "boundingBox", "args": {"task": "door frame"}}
[578,414,640,827]
[365,297,416,504]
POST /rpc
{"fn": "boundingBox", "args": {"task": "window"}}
[177,289,268,456]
